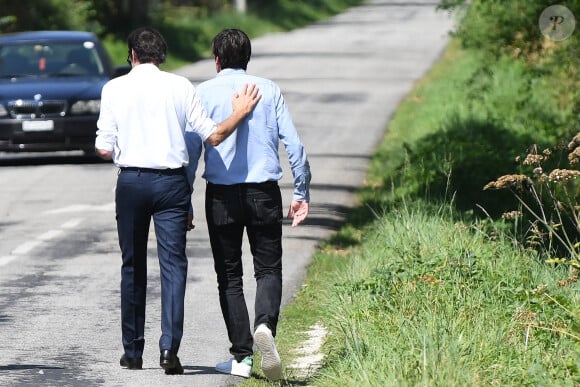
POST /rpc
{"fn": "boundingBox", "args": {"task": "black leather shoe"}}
[160,349,184,375]
[120,354,143,370]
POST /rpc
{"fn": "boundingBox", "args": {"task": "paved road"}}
[0,1,453,386]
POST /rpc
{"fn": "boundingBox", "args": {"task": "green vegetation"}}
[243,0,579,385]
[312,202,578,386]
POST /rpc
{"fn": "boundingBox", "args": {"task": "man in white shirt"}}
[95,27,260,375]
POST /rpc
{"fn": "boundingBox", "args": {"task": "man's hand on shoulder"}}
[232,83,261,117]
[210,83,261,146]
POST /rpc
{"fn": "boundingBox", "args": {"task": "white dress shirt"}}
[95,63,216,169]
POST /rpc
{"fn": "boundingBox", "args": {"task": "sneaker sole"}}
[254,329,282,381]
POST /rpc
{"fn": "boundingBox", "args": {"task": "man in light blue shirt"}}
[185,28,311,381]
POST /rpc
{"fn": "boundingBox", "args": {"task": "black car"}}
[0,31,129,153]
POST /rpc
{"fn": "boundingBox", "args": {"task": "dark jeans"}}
[205,181,283,362]
[115,168,190,358]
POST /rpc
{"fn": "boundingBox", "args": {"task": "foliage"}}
[0,0,199,35]
[484,134,580,268]
[88,0,151,37]
[0,0,97,33]
[0,0,366,37]
[437,0,580,142]
[436,0,580,269]
[438,0,580,57]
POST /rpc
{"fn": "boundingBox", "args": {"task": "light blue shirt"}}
[187,68,311,202]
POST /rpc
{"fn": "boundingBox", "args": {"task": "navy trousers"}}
[115,168,190,358]
[205,181,283,362]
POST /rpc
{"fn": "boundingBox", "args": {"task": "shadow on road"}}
[182,365,219,375]
[0,364,64,371]
[0,152,110,166]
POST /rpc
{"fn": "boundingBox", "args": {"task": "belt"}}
[119,166,184,175]
[207,181,278,189]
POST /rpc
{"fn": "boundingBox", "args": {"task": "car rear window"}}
[0,41,105,77]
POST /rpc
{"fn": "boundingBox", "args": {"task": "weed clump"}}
[485,133,580,269]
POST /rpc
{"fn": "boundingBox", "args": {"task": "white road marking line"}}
[0,218,84,266]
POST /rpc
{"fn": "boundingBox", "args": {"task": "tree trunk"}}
[235,0,246,13]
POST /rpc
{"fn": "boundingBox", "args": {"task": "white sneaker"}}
[215,356,253,378]
[254,324,282,381]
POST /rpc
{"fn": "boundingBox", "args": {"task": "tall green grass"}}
[314,201,578,386]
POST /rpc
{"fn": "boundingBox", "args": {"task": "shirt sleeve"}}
[95,82,118,152]
[185,130,203,216]
[276,87,311,202]
[183,82,217,142]
[184,130,203,188]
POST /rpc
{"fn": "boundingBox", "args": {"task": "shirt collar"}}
[216,68,246,77]
[131,63,160,73]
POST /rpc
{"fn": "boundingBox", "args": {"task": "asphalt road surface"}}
[0,1,454,386]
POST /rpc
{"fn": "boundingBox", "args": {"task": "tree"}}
[90,0,152,37]
[0,0,92,32]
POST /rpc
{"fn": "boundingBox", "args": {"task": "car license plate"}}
[22,120,54,132]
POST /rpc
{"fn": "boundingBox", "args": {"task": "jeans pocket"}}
[251,197,282,225]
[209,196,232,226]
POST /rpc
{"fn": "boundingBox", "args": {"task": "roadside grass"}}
[313,202,579,386]
[240,38,579,386]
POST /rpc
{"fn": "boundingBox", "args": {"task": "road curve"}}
[0,1,453,386]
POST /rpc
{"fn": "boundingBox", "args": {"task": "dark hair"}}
[211,29,251,70]
[127,27,167,65]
